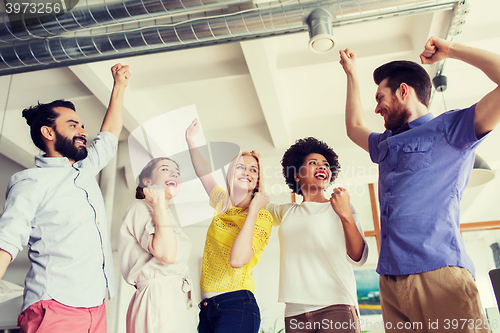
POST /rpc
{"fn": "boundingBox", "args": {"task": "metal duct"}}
[0,0,458,76]
[0,0,252,42]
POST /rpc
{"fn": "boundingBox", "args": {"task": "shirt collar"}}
[408,112,434,129]
[391,112,434,135]
[35,155,74,168]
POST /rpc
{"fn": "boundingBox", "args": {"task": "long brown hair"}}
[135,157,179,199]
[219,151,263,215]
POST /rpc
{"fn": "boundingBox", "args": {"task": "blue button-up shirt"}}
[369,104,487,277]
[0,131,118,311]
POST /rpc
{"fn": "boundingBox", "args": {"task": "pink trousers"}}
[18,299,106,333]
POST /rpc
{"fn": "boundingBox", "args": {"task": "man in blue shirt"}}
[0,63,130,333]
[340,36,500,332]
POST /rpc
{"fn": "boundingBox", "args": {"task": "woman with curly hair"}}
[267,137,368,333]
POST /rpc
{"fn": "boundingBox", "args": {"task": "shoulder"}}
[210,186,226,198]
[94,131,119,145]
[209,186,227,210]
[369,130,391,144]
[7,168,41,192]
[257,209,273,223]
[437,104,476,123]
[125,199,153,215]
[122,199,154,226]
[121,199,153,233]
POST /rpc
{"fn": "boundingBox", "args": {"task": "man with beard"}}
[0,63,130,333]
[340,36,500,332]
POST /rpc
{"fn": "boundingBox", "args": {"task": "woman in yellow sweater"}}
[186,119,273,333]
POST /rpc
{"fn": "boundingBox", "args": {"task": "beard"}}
[54,130,88,162]
[384,97,412,131]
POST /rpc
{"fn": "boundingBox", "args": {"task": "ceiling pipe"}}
[0,0,458,76]
[307,7,335,53]
[0,0,253,42]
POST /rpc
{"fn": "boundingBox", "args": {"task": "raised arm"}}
[100,63,131,139]
[420,37,500,138]
[145,187,177,265]
[330,187,364,262]
[185,118,218,196]
[340,49,373,152]
[230,192,269,268]
[0,249,11,280]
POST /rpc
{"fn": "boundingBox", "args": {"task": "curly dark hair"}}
[281,137,340,196]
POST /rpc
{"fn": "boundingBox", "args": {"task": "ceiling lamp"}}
[307,8,335,53]
[468,155,496,189]
[432,75,447,92]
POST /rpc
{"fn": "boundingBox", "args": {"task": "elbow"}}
[346,132,354,143]
[229,256,249,269]
[229,257,244,269]
[159,254,176,265]
[346,127,356,142]
[150,248,177,265]
[350,253,362,263]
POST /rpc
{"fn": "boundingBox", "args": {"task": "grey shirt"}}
[0,131,118,311]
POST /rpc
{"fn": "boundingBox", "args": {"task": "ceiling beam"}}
[0,76,36,168]
[241,39,290,149]
[0,134,34,169]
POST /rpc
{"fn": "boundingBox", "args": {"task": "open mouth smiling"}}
[165,180,178,187]
[238,177,251,182]
[74,137,87,147]
[314,171,328,181]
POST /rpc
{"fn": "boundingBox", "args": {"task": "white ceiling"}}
[0,0,499,234]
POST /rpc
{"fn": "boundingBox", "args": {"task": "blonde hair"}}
[219,151,263,216]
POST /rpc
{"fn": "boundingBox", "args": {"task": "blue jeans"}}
[198,290,261,333]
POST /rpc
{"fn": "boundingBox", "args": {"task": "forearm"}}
[149,202,177,264]
[345,72,371,151]
[340,215,365,262]
[448,42,500,85]
[0,249,12,280]
[230,209,258,268]
[186,138,212,178]
[100,84,126,139]
[345,71,366,130]
[444,42,500,136]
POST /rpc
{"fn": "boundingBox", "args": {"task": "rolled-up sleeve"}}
[443,104,488,149]
[0,178,38,261]
[82,131,119,175]
[369,132,384,164]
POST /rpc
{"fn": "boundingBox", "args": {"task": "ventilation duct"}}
[0,0,252,43]
[0,0,458,76]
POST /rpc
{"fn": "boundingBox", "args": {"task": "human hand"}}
[249,191,270,212]
[339,49,357,75]
[329,187,352,220]
[250,150,261,159]
[144,185,170,206]
[420,36,452,65]
[111,63,131,88]
[186,118,201,141]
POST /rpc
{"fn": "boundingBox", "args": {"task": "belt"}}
[135,276,193,308]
